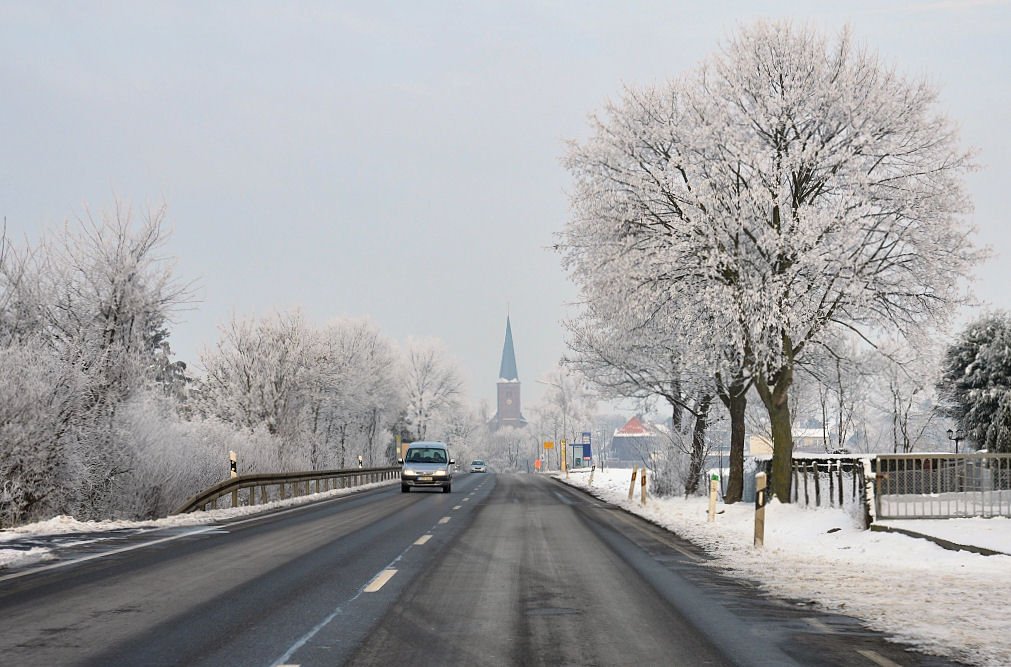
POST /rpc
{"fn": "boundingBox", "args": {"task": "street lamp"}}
[946,428,964,454]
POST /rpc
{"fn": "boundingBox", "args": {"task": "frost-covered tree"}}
[306,318,403,468]
[533,364,597,469]
[401,337,464,442]
[198,311,314,466]
[0,205,191,522]
[563,21,980,501]
[939,313,1011,452]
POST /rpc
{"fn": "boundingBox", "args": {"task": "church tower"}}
[491,316,526,430]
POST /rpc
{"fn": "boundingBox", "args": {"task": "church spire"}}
[498,316,519,381]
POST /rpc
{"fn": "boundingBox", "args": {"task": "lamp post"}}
[946,428,964,454]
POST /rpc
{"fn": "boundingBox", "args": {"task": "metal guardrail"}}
[174,466,400,514]
[873,453,1011,520]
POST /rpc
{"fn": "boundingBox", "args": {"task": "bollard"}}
[754,472,767,548]
[589,464,595,486]
[708,471,719,523]
[628,466,638,501]
[640,468,647,506]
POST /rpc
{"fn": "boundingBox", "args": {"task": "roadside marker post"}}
[628,466,638,501]
[755,472,767,548]
[640,468,647,506]
[229,450,239,507]
[708,471,719,523]
[589,464,595,486]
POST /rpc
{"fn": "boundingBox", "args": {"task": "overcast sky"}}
[2,1,1009,410]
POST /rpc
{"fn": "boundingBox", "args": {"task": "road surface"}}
[0,473,962,666]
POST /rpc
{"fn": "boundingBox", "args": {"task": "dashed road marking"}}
[364,568,397,593]
[856,649,902,667]
[462,497,470,501]
[414,534,432,545]
[439,516,451,524]
[452,505,462,510]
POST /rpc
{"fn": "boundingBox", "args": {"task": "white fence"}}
[873,453,1011,520]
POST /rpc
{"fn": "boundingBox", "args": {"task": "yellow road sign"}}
[543,440,554,449]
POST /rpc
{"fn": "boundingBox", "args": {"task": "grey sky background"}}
[2,1,1009,411]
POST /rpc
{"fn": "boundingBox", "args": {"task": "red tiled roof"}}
[616,416,651,436]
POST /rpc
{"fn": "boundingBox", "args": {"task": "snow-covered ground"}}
[0,479,398,570]
[559,468,1011,667]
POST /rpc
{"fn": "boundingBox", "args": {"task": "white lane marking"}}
[270,537,415,666]
[0,526,221,583]
[452,505,462,510]
[856,649,903,667]
[363,568,397,593]
[462,497,470,502]
[438,516,451,524]
[414,534,432,545]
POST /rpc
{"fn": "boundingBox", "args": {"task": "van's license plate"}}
[418,476,433,481]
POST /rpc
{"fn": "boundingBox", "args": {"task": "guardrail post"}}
[640,468,647,506]
[248,486,255,505]
[755,472,767,547]
[628,466,638,501]
[279,482,286,500]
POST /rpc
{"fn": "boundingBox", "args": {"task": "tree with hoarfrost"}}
[563,21,980,501]
[401,338,464,442]
[939,313,1011,452]
[532,364,597,469]
[0,205,191,523]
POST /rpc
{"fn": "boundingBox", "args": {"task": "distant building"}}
[609,415,659,463]
[489,316,527,430]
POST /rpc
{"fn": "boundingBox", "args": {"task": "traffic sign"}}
[543,440,554,449]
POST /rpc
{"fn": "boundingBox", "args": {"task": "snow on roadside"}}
[560,468,1011,667]
[0,479,398,570]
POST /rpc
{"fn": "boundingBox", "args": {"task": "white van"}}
[400,441,455,493]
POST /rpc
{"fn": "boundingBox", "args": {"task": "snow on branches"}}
[561,21,981,501]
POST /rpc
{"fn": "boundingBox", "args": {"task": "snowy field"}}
[0,479,398,570]
[559,468,1011,667]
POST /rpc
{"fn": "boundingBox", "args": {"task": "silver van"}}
[400,441,455,493]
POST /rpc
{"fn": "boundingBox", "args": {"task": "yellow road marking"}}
[414,534,432,545]
[439,516,451,524]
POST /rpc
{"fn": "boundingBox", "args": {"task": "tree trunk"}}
[717,381,748,504]
[683,394,712,496]
[755,357,795,503]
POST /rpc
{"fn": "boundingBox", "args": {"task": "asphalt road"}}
[0,473,964,666]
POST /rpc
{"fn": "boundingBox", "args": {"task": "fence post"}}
[829,461,835,507]
[640,468,647,506]
[708,471,719,522]
[814,464,821,506]
[755,472,767,547]
[838,460,844,507]
[628,466,638,501]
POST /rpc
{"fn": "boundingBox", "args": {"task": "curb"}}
[869,523,1009,557]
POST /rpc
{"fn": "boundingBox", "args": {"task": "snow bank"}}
[561,468,1011,667]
